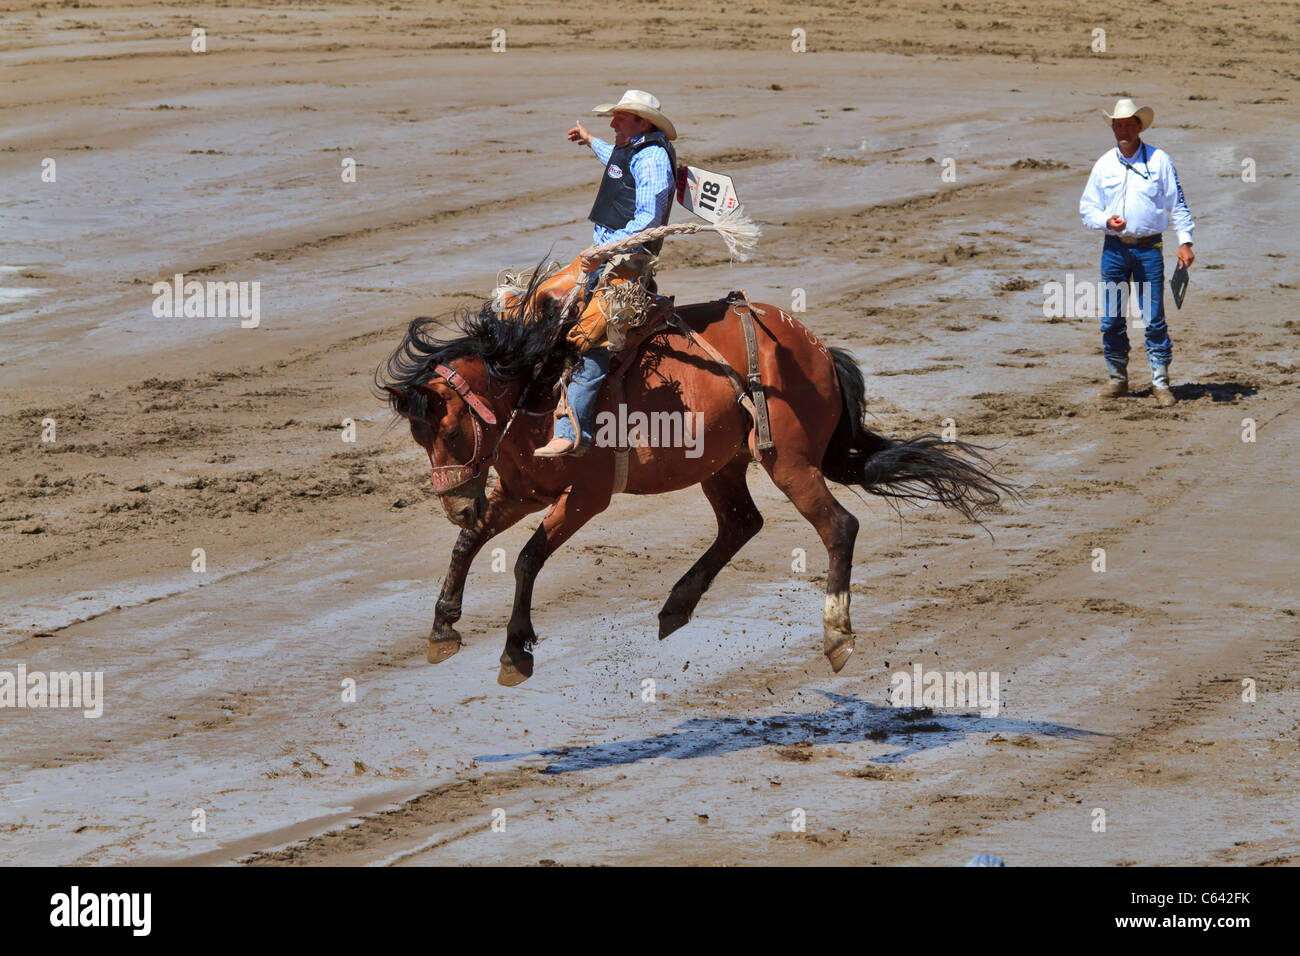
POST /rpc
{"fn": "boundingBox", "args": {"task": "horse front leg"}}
[500,487,608,686]
[429,490,535,663]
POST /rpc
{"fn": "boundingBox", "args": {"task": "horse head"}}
[383,356,504,529]
[378,273,575,530]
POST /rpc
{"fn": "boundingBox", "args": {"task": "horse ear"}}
[382,384,409,417]
[384,383,437,420]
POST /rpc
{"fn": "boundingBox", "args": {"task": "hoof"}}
[427,622,462,664]
[497,649,534,687]
[658,610,691,640]
[427,637,462,665]
[824,636,854,674]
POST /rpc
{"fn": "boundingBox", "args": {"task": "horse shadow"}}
[474,690,1099,775]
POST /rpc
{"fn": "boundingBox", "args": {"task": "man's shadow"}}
[475,690,1098,774]
[1133,381,1258,403]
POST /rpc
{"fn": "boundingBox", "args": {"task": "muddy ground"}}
[1,0,1297,865]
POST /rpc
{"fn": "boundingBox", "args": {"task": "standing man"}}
[1080,98,1195,407]
[534,90,678,457]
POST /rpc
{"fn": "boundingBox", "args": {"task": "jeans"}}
[553,347,610,446]
[1100,235,1171,378]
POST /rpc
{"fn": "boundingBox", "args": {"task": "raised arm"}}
[568,120,614,164]
[590,138,614,165]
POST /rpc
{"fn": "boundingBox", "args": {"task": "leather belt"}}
[1116,233,1161,247]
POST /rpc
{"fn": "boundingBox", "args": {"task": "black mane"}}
[375,261,573,422]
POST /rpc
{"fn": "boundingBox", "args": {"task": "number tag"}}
[679,166,740,224]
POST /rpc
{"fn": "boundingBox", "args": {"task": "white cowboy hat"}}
[1103,98,1154,130]
[592,90,677,140]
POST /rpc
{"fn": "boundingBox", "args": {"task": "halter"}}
[424,363,519,494]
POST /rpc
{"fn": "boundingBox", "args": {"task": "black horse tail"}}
[821,348,1019,522]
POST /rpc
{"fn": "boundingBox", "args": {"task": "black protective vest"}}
[588,132,676,254]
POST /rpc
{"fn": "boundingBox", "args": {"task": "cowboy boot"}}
[533,393,586,457]
[1152,365,1177,407]
[534,366,586,458]
[1096,359,1128,400]
[534,435,578,457]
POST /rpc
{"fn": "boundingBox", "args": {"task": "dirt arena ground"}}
[2,0,1297,866]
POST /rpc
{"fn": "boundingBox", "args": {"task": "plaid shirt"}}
[589,134,675,244]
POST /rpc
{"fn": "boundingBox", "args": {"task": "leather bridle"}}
[423,363,519,494]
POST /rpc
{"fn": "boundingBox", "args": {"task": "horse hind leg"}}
[764,459,859,673]
[658,457,764,639]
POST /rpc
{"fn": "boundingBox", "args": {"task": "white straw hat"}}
[1103,98,1154,130]
[592,90,677,140]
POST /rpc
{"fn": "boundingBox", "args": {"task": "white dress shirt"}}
[1079,142,1195,246]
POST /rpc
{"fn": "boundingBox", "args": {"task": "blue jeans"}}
[1100,235,1171,377]
[554,348,610,446]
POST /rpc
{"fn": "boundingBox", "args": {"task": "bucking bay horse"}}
[378,271,1016,686]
